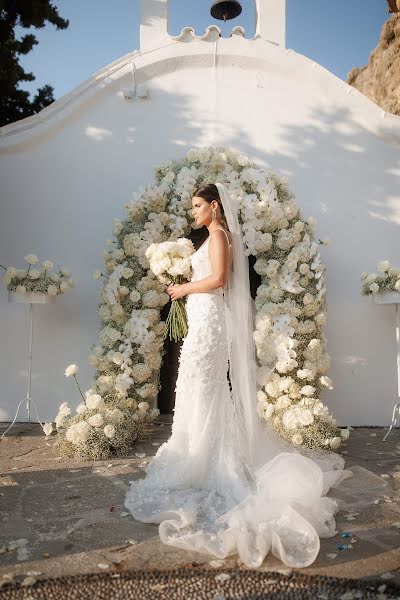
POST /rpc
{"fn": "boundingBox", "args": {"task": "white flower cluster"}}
[57,387,122,445]
[2,255,75,296]
[361,261,400,296]
[145,238,194,284]
[56,146,340,456]
[55,364,160,459]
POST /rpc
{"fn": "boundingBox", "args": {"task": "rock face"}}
[347,14,400,116]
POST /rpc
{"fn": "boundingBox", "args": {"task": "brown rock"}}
[346,14,400,115]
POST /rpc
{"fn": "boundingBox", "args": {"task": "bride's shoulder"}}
[212,228,232,247]
[210,227,231,240]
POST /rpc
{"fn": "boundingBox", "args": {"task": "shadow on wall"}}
[1,73,399,424]
[68,87,400,421]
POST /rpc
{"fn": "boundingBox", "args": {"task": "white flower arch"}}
[58,146,342,459]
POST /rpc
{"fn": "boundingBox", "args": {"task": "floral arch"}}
[57,146,342,459]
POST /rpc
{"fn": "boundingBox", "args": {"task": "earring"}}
[212,206,217,222]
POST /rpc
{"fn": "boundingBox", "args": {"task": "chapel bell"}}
[210,0,243,22]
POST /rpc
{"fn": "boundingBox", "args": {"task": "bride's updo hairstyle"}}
[192,184,229,231]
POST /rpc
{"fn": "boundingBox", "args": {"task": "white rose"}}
[43,422,53,436]
[55,414,66,429]
[282,409,298,430]
[104,424,116,439]
[122,267,134,279]
[60,281,70,292]
[275,395,291,410]
[42,260,54,271]
[112,248,125,261]
[47,284,58,296]
[76,403,87,415]
[266,265,278,278]
[66,421,92,444]
[303,292,314,305]
[292,433,303,446]
[265,381,280,398]
[320,375,333,389]
[377,260,390,272]
[138,401,149,412]
[29,269,41,279]
[16,285,26,294]
[298,408,314,425]
[60,267,70,277]
[369,283,379,293]
[105,408,124,424]
[111,351,124,365]
[118,286,130,296]
[365,273,377,284]
[297,369,313,380]
[340,428,350,439]
[65,364,78,377]
[330,437,341,450]
[395,280,400,292]
[299,263,310,275]
[129,290,141,303]
[86,394,104,410]
[88,413,104,427]
[58,401,71,415]
[24,254,39,265]
[264,403,274,419]
[301,385,316,397]
[55,402,71,428]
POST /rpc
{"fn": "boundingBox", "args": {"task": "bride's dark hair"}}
[192,183,229,231]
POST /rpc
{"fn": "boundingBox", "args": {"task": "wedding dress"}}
[124,227,385,567]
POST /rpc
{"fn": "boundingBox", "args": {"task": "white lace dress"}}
[124,235,353,568]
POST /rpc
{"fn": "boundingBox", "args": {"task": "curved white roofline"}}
[1,28,399,148]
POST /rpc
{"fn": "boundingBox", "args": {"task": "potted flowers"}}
[361,260,400,303]
[1,254,75,303]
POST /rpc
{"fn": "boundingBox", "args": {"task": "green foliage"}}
[0,0,69,126]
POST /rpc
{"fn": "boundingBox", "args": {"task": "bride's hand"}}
[167,282,188,301]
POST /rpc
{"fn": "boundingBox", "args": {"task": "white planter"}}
[374,291,400,305]
[8,290,56,304]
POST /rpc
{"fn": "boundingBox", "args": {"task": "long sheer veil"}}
[215,181,390,509]
[215,182,292,474]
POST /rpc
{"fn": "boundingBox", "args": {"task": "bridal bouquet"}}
[1,254,75,295]
[145,238,195,342]
[361,260,400,296]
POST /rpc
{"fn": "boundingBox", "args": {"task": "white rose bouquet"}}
[145,238,195,342]
[1,255,75,296]
[361,260,400,296]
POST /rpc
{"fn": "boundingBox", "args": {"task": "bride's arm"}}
[167,230,230,300]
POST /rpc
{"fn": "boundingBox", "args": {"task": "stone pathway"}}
[0,420,400,587]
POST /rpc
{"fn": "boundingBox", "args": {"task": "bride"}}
[124,182,377,568]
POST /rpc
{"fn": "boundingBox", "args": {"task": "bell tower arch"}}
[139,0,286,50]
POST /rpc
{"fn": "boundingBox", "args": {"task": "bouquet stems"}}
[164,276,188,342]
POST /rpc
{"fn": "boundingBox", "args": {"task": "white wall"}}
[1,35,399,425]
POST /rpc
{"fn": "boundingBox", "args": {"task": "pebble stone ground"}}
[0,418,400,590]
